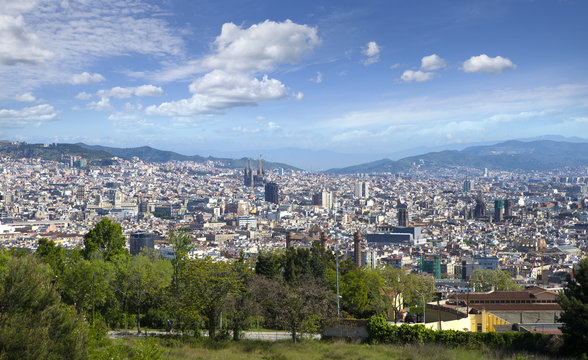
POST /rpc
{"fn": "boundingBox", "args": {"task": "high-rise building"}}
[397,202,408,227]
[355,181,369,198]
[313,189,335,209]
[494,199,504,222]
[129,231,154,256]
[265,182,279,204]
[504,199,513,217]
[463,179,472,193]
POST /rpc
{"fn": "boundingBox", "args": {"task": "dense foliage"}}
[557,257,588,357]
[366,315,560,356]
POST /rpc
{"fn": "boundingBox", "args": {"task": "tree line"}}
[1,217,586,358]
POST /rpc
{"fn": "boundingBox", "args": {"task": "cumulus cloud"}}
[0,104,58,128]
[147,71,287,116]
[147,20,319,118]
[462,54,516,73]
[362,41,380,65]
[88,97,112,111]
[294,92,304,100]
[14,92,36,102]
[97,85,164,99]
[70,72,105,85]
[401,70,435,83]
[421,54,446,71]
[0,14,54,65]
[202,20,320,73]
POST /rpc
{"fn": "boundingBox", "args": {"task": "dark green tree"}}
[82,218,127,260]
[0,256,89,359]
[255,250,281,279]
[558,258,588,357]
[36,238,65,274]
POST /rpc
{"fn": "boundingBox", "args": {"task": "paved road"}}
[108,330,320,341]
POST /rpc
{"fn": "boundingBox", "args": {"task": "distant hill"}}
[325,140,588,174]
[0,141,300,170]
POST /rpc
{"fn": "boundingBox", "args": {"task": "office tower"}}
[313,189,335,209]
[504,199,513,217]
[76,185,86,202]
[463,179,472,193]
[265,182,279,204]
[397,202,408,227]
[129,231,154,256]
[494,199,504,222]
[353,232,362,267]
[355,181,369,198]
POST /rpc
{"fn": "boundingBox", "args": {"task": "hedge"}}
[366,315,560,355]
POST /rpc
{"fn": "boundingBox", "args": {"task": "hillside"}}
[0,141,300,170]
[326,140,588,174]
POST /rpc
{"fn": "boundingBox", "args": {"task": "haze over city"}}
[1,0,587,167]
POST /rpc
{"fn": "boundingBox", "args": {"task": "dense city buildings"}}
[0,154,586,298]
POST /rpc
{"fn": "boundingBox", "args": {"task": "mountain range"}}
[0,141,299,171]
[1,138,587,174]
[325,140,588,174]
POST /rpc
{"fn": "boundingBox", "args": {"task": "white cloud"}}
[362,41,380,65]
[0,104,58,128]
[0,14,54,65]
[462,54,516,73]
[146,71,288,116]
[134,85,165,97]
[14,92,36,102]
[310,71,323,83]
[421,54,446,71]
[70,72,104,85]
[294,92,304,100]
[75,92,92,100]
[400,70,435,83]
[0,0,183,97]
[202,20,320,73]
[88,97,112,111]
[147,20,319,118]
[390,63,401,69]
[97,85,164,99]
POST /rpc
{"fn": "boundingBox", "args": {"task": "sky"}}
[1,0,587,166]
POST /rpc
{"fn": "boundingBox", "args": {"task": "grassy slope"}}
[111,337,550,360]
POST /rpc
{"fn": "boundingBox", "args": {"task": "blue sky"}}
[1,0,587,162]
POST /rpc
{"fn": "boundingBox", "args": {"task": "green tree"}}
[470,269,520,292]
[82,218,127,260]
[255,250,281,279]
[127,252,172,333]
[36,238,65,274]
[58,255,114,327]
[0,255,89,359]
[180,258,243,338]
[557,258,588,357]
[339,267,388,319]
[249,275,334,343]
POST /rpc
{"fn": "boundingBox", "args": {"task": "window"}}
[477,323,482,332]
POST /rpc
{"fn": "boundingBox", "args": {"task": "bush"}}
[365,315,559,355]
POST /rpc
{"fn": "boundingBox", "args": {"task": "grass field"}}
[101,337,552,360]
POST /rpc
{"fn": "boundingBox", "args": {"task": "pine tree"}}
[558,258,588,357]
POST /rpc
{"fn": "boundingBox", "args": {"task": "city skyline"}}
[1,0,587,159]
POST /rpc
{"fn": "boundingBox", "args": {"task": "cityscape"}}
[1,0,587,358]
